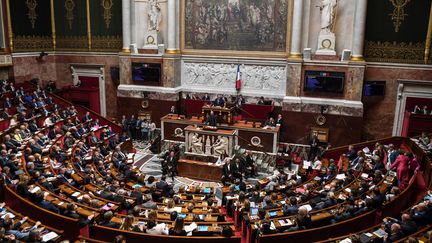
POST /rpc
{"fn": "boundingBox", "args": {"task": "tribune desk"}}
[161,115,279,153]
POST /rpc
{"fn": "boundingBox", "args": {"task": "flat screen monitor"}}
[363,81,386,96]
[304,71,345,93]
[132,63,161,84]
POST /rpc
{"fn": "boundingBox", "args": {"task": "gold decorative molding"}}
[350,55,365,62]
[425,2,432,64]
[180,0,292,58]
[65,0,75,30]
[92,35,122,51]
[165,49,181,54]
[364,40,425,64]
[56,36,88,50]
[14,35,52,51]
[50,0,56,50]
[101,0,114,29]
[288,53,302,60]
[5,0,13,52]
[26,0,38,29]
[86,0,92,50]
[389,0,411,33]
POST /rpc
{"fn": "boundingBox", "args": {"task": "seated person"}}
[257,96,265,105]
[213,94,225,107]
[264,117,276,127]
[169,217,187,236]
[285,207,311,232]
[146,220,168,235]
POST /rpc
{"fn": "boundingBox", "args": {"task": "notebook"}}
[268,211,277,217]
[203,188,211,194]
[178,214,187,219]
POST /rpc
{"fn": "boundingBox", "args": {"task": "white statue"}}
[191,133,203,154]
[319,0,338,34]
[148,0,161,31]
[213,136,228,156]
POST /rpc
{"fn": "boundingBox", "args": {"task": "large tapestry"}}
[364,0,432,64]
[184,0,288,52]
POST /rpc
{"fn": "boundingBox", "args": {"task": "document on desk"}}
[185,222,197,232]
[41,232,58,242]
[278,219,292,226]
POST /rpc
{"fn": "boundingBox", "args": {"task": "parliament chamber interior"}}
[0,0,432,242]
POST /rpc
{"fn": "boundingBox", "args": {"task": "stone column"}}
[122,0,131,53]
[166,0,179,54]
[289,0,304,59]
[351,0,368,61]
[130,0,136,46]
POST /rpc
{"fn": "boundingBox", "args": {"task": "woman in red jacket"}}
[389,151,410,189]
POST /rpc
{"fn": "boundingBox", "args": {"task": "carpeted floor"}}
[131,141,272,191]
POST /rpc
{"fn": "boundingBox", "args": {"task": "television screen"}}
[304,71,345,93]
[363,81,386,96]
[132,63,161,83]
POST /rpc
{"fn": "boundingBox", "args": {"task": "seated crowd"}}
[0,80,427,243]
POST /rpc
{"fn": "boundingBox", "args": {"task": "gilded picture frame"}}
[180,0,293,58]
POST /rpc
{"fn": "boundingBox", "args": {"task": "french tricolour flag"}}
[235,64,241,91]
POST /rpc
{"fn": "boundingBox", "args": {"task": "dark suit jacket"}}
[206,115,218,127]
[39,200,60,213]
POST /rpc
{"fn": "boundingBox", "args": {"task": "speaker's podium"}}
[202,105,234,125]
[177,125,237,181]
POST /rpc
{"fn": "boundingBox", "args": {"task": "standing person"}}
[386,144,399,170]
[308,135,320,161]
[140,119,149,142]
[135,118,142,141]
[128,115,136,140]
[121,115,128,134]
[149,120,156,140]
[389,151,410,189]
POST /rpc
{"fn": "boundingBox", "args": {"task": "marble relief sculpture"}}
[182,62,287,96]
[191,133,203,154]
[213,136,228,156]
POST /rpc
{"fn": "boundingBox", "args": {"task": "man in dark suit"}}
[383,223,404,243]
[82,111,91,123]
[64,203,93,227]
[164,151,177,179]
[29,139,43,154]
[264,117,276,127]
[0,108,10,120]
[156,175,171,196]
[213,95,225,107]
[283,197,299,216]
[202,93,211,100]
[276,114,283,127]
[3,98,12,108]
[232,158,244,179]
[244,151,257,177]
[37,192,60,213]
[206,111,218,127]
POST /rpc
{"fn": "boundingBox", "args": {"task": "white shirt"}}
[44,117,53,127]
[146,223,168,235]
[312,160,322,170]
